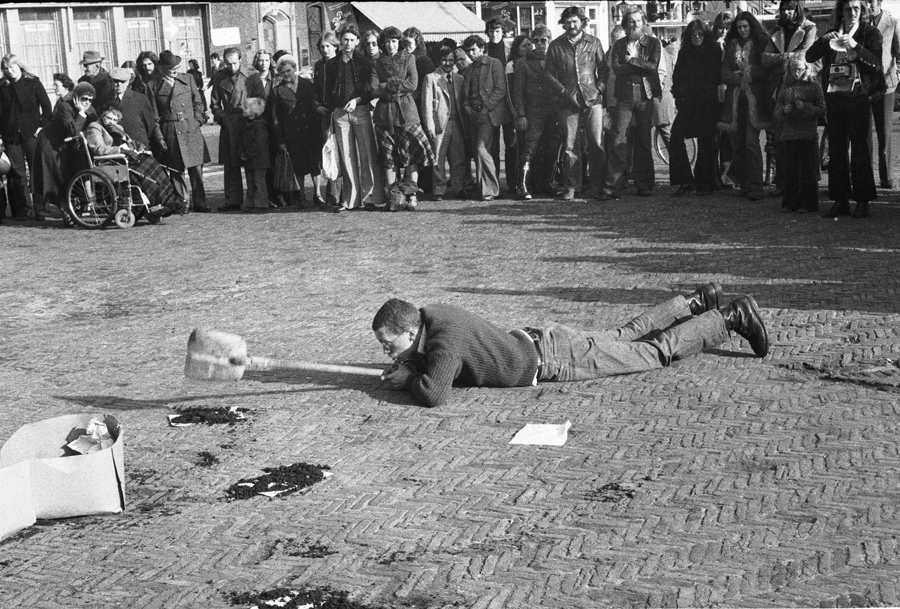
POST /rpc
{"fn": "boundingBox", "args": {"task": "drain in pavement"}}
[225,463,331,500]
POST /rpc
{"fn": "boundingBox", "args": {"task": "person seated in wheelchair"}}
[84,105,186,219]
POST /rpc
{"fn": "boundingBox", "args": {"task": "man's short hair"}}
[438,46,456,60]
[463,35,486,49]
[372,299,421,335]
[338,23,361,40]
[223,47,241,61]
[530,24,552,41]
[209,52,220,61]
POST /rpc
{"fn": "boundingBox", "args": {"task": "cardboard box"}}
[0,414,125,540]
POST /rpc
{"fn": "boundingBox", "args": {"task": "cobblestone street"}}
[2,150,900,608]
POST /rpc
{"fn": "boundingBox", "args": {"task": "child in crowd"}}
[774,57,825,213]
[240,97,271,213]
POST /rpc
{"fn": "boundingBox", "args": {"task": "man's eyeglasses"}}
[379,332,408,353]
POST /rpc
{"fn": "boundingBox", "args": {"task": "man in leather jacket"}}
[545,6,609,200]
[598,5,662,200]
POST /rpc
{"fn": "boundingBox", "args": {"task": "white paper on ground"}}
[509,421,572,446]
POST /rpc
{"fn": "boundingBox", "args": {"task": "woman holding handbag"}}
[313,32,340,206]
[270,55,322,208]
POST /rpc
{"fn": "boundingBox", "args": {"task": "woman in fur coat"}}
[718,11,773,200]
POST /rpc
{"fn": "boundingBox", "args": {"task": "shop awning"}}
[352,2,486,42]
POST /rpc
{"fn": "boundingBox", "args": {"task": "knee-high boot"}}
[518,162,532,200]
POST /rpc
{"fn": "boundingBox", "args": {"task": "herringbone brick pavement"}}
[2,171,900,608]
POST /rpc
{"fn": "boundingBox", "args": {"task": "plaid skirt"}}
[375,124,435,169]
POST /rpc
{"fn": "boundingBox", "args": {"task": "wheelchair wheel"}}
[114,208,136,229]
[65,169,117,229]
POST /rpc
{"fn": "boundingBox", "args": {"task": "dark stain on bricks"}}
[197,451,220,467]
[585,482,640,503]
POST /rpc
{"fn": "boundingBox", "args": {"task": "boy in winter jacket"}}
[240,97,271,212]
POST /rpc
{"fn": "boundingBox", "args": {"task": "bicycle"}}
[654,127,696,166]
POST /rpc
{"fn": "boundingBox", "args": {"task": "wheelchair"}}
[63,133,160,229]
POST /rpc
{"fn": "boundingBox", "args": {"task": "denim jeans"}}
[531,296,728,382]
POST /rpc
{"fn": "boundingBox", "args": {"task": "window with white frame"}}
[124,6,160,61]
[171,6,205,68]
[73,7,113,71]
[18,9,62,86]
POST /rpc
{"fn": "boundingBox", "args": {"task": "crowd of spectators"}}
[0,0,894,224]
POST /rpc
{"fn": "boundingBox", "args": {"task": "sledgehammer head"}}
[185,328,249,381]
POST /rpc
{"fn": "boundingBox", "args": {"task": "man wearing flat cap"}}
[108,67,165,154]
[77,51,114,113]
[545,6,609,201]
[147,50,211,212]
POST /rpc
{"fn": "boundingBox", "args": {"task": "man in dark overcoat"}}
[210,47,265,211]
[77,51,114,114]
[109,67,165,151]
[148,50,210,212]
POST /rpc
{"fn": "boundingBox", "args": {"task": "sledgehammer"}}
[184,328,384,381]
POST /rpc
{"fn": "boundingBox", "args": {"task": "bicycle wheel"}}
[65,169,117,229]
[654,128,670,164]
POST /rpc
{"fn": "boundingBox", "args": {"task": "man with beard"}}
[598,5,662,200]
[867,0,900,188]
[545,6,608,200]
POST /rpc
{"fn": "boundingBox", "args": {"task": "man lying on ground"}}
[372,283,767,407]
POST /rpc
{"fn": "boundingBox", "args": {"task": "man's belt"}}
[159,113,186,122]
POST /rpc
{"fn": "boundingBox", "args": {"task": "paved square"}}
[2,167,900,608]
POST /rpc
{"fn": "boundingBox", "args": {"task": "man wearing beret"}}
[545,5,609,201]
[109,67,165,153]
[77,51,114,113]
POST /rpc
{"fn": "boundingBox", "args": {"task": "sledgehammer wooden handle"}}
[239,356,384,377]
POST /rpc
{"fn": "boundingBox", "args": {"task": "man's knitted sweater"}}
[406,304,540,408]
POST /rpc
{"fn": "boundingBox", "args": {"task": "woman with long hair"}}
[0,54,52,220]
[711,11,735,189]
[402,27,434,195]
[670,19,723,197]
[372,26,434,210]
[717,11,773,200]
[806,0,883,218]
[313,32,340,207]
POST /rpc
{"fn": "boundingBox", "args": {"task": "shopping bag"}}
[274,148,302,192]
[0,414,126,540]
[321,129,341,181]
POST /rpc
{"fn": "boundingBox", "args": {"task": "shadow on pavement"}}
[429,197,900,315]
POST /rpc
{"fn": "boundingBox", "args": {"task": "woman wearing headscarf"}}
[270,55,322,208]
[806,0,884,218]
[670,19,723,197]
[717,11,773,200]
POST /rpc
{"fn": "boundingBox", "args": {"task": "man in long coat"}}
[109,67,165,151]
[77,51,114,115]
[210,47,265,211]
[148,50,210,212]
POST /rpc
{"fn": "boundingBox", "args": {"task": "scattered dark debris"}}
[376,550,417,565]
[585,482,639,503]
[820,592,878,608]
[197,451,220,467]
[0,523,48,546]
[129,467,159,485]
[220,443,236,450]
[225,463,330,501]
[289,540,338,558]
[228,585,370,609]
[169,406,250,425]
[0,560,12,567]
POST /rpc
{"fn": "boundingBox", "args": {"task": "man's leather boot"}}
[687,282,723,316]
[720,295,768,357]
[824,200,850,217]
[519,162,532,200]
